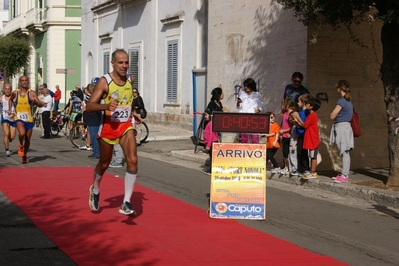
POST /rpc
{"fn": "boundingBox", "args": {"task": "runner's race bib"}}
[111,106,131,122]
[17,112,29,121]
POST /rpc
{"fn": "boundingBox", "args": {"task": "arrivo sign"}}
[212,112,270,133]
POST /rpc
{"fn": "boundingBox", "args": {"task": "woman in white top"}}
[236,78,264,143]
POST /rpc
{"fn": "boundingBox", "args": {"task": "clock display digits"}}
[250,116,258,129]
[240,117,248,129]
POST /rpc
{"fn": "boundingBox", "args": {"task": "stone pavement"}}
[147,122,399,210]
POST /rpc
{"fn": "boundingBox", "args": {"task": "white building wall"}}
[81,0,206,129]
[208,0,308,114]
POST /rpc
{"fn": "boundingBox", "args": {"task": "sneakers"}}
[203,169,211,175]
[309,172,318,179]
[21,156,28,164]
[18,144,24,156]
[89,185,100,211]
[300,171,312,180]
[279,168,289,175]
[80,145,92,151]
[119,201,136,215]
[290,171,299,176]
[334,175,349,183]
[5,150,11,157]
[109,161,123,168]
[271,167,281,174]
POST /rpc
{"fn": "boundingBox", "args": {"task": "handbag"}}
[350,108,362,137]
[139,108,147,119]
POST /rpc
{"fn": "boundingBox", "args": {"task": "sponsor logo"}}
[215,203,228,213]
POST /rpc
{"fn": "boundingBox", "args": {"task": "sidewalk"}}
[146,122,399,210]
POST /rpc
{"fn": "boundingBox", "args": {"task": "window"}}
[128,48,139,91]
[167,40,178,102]
[103,52,110,75]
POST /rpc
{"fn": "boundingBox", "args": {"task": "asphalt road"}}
[1,132,399,265]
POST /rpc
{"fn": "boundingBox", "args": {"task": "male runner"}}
[1,83,16,156]
[8,76,47,163]
[86,48,138,215]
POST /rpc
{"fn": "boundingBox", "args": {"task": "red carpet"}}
[0,167,345,265]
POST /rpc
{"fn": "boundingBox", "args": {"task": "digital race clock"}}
[212,112,270,133]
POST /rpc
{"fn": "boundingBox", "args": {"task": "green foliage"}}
[0,35,31,79]
[275,0,399,27]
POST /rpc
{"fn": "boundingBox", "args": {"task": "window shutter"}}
[167,40,178,102]
[128,48,139,90]
[103,52,110,75]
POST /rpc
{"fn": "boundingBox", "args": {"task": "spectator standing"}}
[290,94,312,176]
[236,78,264,143]
[293,97,322,179]
[283,72,310,107]
[202,108,219,175]
[133,88,145,117]
[330,80,354,183]
[279,98,296,175]
[40,88,53,139]
[53,85,61,111]
[36,85,45,137]
[1,83,16,157]
[84,81,100,159]
[206,87,224,113]
[8,76,47,164]
[264,112,281,173]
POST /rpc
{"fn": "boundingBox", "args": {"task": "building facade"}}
[2,0,81,108]
[82,0,388,170]
[81,0,208,130]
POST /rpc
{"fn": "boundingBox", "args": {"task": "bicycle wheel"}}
[50,124,60,136]
[135,121,149,145]
[70,122,87,148]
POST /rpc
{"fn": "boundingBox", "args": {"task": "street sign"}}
[56,68,75,74]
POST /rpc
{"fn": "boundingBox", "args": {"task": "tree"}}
[276,0,399,186]
[0,35,31,83]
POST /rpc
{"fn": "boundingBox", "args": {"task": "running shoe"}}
[18,144,24,156]
[119,201,136,215]
[21,156,28,164]
[5,150,11,157]
[89,185,100,211]
[334,175,349,183]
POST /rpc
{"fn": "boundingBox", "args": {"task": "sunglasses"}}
[270,116,275,118]
[133,91,138,93]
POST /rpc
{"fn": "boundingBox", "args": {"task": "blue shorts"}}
[15,120,34,131]
[1,117,15,127]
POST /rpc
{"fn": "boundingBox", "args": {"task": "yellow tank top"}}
[14,89,34,122]
[98,74,134,140]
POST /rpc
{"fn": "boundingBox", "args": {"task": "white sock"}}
[93,171,103,194]
[123,170,137,203]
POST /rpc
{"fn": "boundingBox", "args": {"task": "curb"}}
[169,150,399,209]
[268,173,399,209]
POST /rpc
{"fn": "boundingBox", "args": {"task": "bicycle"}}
[69,121,87,148]
[134,113,149,145]
[50,112,69,137]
